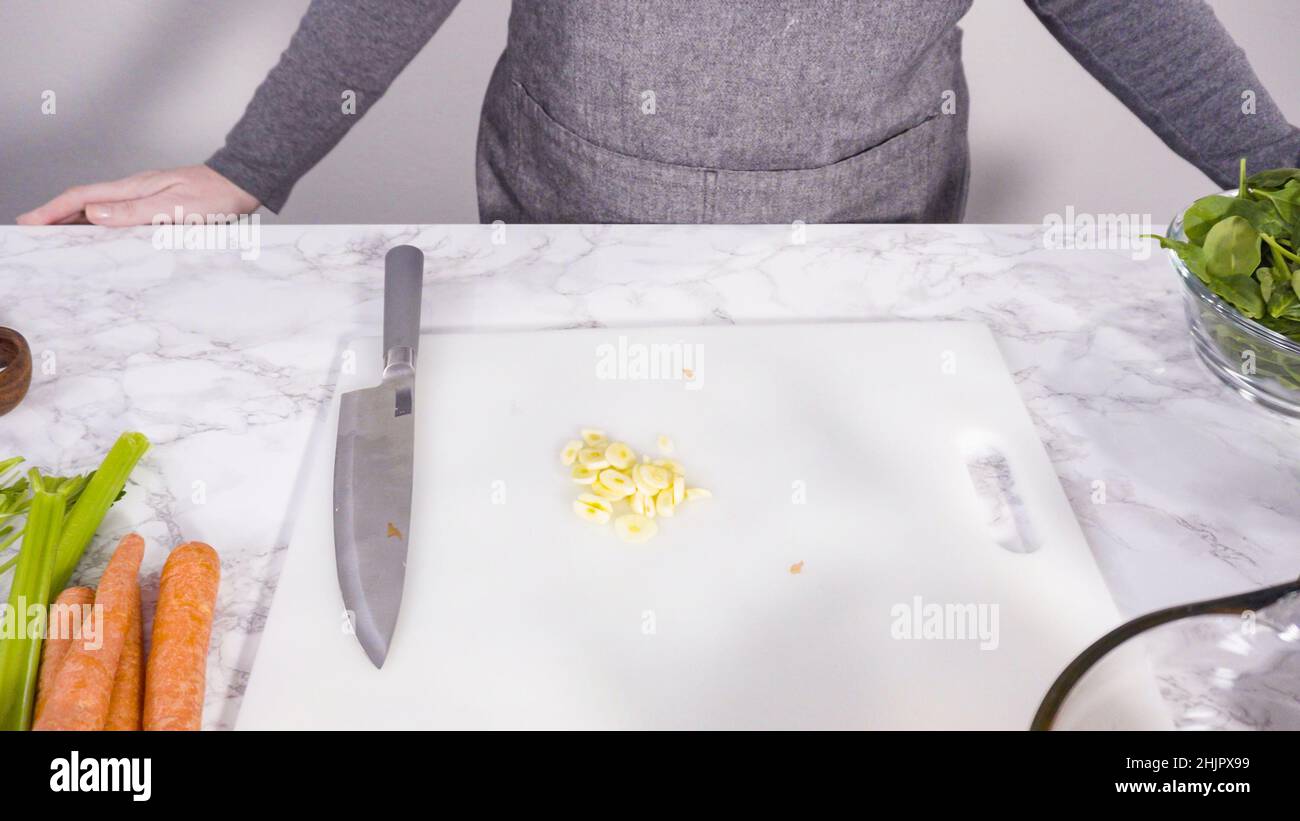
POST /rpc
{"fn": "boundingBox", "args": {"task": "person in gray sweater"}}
[18,0,1300,225]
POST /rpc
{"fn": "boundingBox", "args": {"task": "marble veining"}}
[0,223,1296,729]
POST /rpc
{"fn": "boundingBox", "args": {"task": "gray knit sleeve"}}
[1024,0,1300,188]
[207,0,461,213]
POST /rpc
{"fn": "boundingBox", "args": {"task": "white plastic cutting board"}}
[238,323,1168,730]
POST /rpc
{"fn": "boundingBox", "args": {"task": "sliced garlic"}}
[560,440,582,466]
[654,458,684,476]
[655,488,675,517]
[573,495,613,524]
[578,493,613,511]
[614,513,658,543]
[599,469,636,497]
[565,430,706,542]
[635,464,671,491]
[589,481,616,500]
[604,442,636,470]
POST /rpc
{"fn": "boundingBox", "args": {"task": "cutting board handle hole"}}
[961,440,1039,555]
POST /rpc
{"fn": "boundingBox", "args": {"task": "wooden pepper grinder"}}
[0,328,33,416]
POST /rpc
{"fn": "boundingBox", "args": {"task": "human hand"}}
[17,165,259,226]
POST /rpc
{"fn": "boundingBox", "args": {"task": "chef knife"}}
[334,245,424,668]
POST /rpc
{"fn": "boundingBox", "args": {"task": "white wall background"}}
[2,0,1297,225]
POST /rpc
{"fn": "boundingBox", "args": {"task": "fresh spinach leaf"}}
[1184,195,1236,244]
[1258,266,1275,304]
[1183,195,1286,244]
[1254,180,1300,226]
[1212,274,1265,319]
[1203,216,1261,278]
[1168,162,1300,342]
[1244,167,1300,190]
[1146,234,1210,282]
[1267,278,1298,318]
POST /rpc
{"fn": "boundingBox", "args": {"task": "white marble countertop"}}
[0,224,1296,730]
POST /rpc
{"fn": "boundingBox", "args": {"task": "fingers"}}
[16,172,170,225]
[84,193,178,227]
[18,208,88,226]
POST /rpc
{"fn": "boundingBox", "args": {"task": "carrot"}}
[33,586,95,724]
[143,542,219,731]
[104,579,143,730]
[33,533,144,731]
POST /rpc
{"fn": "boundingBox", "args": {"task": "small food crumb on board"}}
[386,522,403,540]
[789,561,804,575]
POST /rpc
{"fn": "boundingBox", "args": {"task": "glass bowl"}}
[1033,579,1300,730]
[1166,199,1300,417]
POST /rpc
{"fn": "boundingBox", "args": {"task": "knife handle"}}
[383,245,425,368]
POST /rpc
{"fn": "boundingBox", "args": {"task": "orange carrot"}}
[143,542,219,731]
[33,533,144,731]
[34,586,95,724]
[104,579,143,730]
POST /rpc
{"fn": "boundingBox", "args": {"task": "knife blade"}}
[334,245,425,668]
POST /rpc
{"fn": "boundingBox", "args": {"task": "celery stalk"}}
[50,432,149,593]
[0,457,24,480]
[0,474,65,731]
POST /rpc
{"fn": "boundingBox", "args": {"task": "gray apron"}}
[475,29,969,224]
